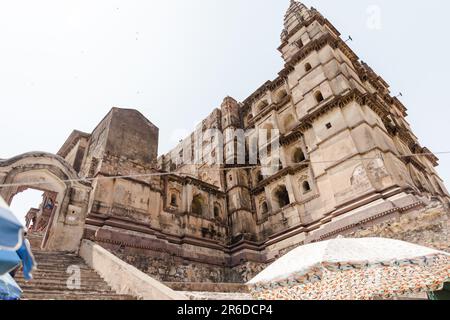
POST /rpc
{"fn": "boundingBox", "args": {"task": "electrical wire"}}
[0,151,448,189]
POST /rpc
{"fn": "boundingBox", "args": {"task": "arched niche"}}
[272,185,290,210]
[191,194,206,216]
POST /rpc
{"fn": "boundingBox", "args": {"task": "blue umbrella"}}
[0,273,22,300]
[0,250,21,275]
[0,196,24,250]
[0,195,36,280]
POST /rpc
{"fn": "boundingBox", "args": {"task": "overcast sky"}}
[1,0,449,224]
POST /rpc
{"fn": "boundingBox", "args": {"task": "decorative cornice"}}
[280,131,303,146]
[353,61,390,94]
[296,89,390,132]
[242,77,287,108]
[168,174,225,197]
[284,33,358,71]
[422,147,439,167]
[57,130,90,158]
[246,95,293,127]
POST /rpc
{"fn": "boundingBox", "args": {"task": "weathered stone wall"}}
[231,262,268,283]
[234,199,450,283]
[101,244,242,283]
[346,199,450,253]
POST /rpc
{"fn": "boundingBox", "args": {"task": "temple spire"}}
[281,0,312,41]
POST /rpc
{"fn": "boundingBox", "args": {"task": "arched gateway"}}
[0,152,91,252]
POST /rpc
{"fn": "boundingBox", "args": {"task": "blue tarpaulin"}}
[0,196,24,250]
[0,273,22,300]
[0,250,21,275]
[0,196,36,279]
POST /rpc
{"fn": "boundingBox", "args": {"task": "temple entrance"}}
[9,187,59,234]
[0,152,91,252]
[9,188,44,228]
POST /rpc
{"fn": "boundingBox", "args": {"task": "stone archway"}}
[0,152,91,252]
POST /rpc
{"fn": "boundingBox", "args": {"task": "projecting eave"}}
[57,130,91,158]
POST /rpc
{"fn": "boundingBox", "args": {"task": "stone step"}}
[31,265,95,272]
[32,260,81,264]
[32,258,86,264]
[16,278,111,288]
[29,269,95,276]
[15,273,105,282]
[19,233,136,300]
[180,291,254,301]
[32,254,84,260]
[19,283,113,293]
[32,251,78,256]
[33,259,84,264]
[17,283,111,292]
[32,253,82,257]
[33,263,90,269]
[32,254,81,260]
[23,296,133,301]
[22,291,135,301]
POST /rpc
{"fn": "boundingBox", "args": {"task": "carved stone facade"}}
[1,1,449,283]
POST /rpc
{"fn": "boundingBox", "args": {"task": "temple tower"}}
[277,1,449,227]
[221,97,256,243]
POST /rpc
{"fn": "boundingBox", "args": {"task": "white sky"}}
[2,0,450,224]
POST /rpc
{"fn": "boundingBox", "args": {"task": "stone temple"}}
[1,1,449,285]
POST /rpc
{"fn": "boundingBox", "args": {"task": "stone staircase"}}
[15,233,135,300]
[16,233,253,300]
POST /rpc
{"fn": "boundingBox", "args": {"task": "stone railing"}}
[79,240,186,300]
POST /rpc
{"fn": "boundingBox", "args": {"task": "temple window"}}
[170,194,178,207]
[214,204,221,218]
[302,181,312,193]
[191,195,204,216]
[256,170,264,183]
[293,148,306,164]
[274,185,290,209]
[305,63,312,72]
[315,91,324,103]
[260,201,269,216]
